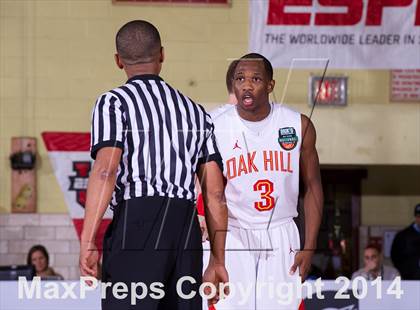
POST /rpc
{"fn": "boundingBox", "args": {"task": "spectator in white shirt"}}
[352,244,399,281]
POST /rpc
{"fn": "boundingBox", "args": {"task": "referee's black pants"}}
[101,196,203,310]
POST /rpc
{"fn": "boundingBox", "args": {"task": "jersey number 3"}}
[253,179,275,211]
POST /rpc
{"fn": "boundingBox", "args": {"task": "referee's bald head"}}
[116,20,162,65]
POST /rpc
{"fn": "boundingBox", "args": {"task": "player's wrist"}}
[303,242,316,252]
[302,247,316,254]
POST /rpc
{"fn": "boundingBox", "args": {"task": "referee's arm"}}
[198,161,229,304]
[198,161,227,265]
[80,147,121,279]
[197,114,227,265]
[80,94,125,279]
[197,114,229,303]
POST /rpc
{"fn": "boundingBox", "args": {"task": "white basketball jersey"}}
[211,103,301,229]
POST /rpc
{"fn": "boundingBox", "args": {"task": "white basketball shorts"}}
[202,219,302,310]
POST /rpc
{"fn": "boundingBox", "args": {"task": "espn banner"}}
[42,132,112,253]
[249,0,420,69]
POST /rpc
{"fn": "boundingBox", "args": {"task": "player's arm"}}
[300,115,323,252]
[196,192,209,242]
[290,115,324,280]
[79,147,121,279]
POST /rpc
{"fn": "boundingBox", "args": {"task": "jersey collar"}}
[126,74,163,83]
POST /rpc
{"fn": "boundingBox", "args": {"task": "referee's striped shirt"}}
[90,74,221,208]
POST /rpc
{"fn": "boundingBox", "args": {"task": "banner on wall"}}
[42,132,112,253]
[249,0,420,69]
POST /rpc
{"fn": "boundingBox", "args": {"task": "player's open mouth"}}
[242,94,254,106]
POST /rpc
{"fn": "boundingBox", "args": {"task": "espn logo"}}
[267,0,420,26]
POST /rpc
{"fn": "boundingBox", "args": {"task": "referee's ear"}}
[114,54,124,69]
[159,47,165,64]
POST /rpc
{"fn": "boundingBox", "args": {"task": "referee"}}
[79,20,228,310]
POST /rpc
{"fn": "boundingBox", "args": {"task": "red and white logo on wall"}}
[42,132,112,253]
[250,0,420,69]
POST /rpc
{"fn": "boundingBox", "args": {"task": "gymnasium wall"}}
[0,1,419,225]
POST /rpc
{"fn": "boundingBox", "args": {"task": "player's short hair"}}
[226,60,239,94]
[237,53,273,80]
[365,243,381,253]
[116,20,162,65]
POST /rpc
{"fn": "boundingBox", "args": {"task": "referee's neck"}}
[124,63,161,79]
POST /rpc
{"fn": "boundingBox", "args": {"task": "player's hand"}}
[198,215,209,242]
[290,250,314,281]
[79,240,99,285]
[202,263,229,306]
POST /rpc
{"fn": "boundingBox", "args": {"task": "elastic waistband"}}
[227,217,294,231]
[112,195,194,216]
[116,195,194,207]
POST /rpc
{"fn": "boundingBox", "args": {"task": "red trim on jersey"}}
[196,193,205,216]
[42,132,91,151]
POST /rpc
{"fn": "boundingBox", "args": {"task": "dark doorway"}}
[296,167,367,279]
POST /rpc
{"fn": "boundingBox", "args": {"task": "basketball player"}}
[203,53,323,309]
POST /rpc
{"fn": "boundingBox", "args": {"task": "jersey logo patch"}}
[278,127,298,151]
[233,140,242,150]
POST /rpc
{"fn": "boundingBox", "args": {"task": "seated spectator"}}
[352,244,399,281]
[27,245,63,280]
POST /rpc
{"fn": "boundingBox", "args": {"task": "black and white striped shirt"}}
[90,74,221,207]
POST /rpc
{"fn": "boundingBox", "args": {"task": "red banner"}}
[42,132,112,254]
